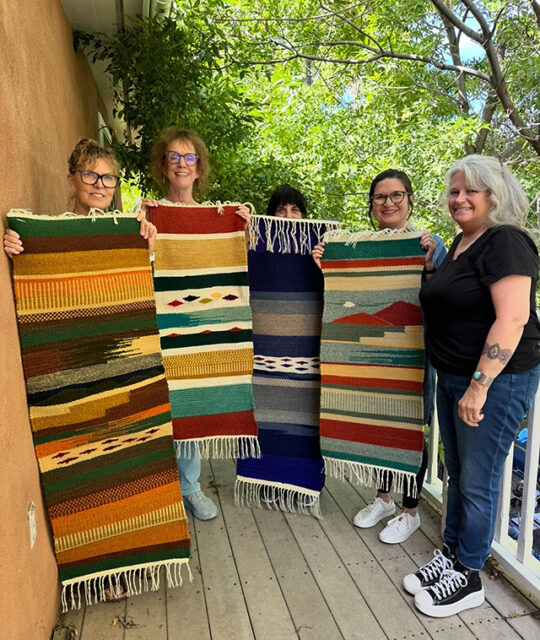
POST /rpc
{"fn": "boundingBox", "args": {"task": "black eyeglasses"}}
[79,170,120,189]
[372,191,409,205]
[163,151,199,166]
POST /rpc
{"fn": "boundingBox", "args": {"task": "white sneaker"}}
[379,512,420,544]
[353,497,395,528]
[183,490,218,520]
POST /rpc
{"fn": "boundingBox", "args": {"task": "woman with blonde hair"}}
[141,126,250,521]
[4,138,155,256]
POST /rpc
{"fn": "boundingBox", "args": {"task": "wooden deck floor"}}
[56,459,540,640]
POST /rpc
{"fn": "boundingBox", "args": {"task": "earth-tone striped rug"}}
[7,210,190,610]
[150,203,259,459]
[319,229,425,495]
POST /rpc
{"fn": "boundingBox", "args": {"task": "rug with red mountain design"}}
[319,230,425,494]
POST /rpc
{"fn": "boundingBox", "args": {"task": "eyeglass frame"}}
[78,170,120,189]
[162,151,199,166]
[371,191,411,205]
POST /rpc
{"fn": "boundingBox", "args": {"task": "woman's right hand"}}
[4,229,23,258]
[140,198,160,218]
[312,242,325,269]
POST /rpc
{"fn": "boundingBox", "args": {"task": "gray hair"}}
[444,154,529,228]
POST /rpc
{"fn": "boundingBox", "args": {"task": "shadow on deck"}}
[55,459,540,640]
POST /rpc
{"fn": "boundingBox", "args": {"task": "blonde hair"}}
[68,138,120,174]
[150,126,210,196]
[444,155,529,229]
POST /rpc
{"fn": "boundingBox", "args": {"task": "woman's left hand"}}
[457,382,488,427]
[235,205,251,227]
[419,231,437,269]
[136,211,157,253]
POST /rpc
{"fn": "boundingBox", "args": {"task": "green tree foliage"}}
[76,11,258,195]
[76,1,539,237]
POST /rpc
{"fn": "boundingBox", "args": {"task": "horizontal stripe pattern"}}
[7,211,190,608]
[152,204,258,456]
[237,216,338,514]
[319,230,425,488]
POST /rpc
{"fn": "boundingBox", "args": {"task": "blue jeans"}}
[437,366,540,569]
[175,442,201,496]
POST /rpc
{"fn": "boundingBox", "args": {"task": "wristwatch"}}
[472,371,493,388]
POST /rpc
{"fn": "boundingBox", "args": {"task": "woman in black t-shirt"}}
[403,155,540,619]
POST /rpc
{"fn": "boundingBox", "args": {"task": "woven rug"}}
[319,229,425,494]
[7,210,190,611]
[235,215,340,516]
[150,203,259,459]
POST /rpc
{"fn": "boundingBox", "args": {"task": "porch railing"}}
[422,383,540,605]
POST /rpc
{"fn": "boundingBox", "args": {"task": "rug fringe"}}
[234,477,322,518]
[7,208,134,221]
[61,558,192,612]
[323,225,420,246]
[248,215,340,254]
[323,457,417,498]
[175,436,261,460]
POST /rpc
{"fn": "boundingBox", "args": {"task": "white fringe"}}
[322,225,421,246]
[6,208,134,222]
[175,436,261,460]
[323,457,418,498]
[60,558,192,612]
[248,214,341,254]
[234,478,322,519]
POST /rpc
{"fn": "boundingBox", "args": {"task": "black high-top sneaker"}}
[402,544,455,595]
[414,560,485,617]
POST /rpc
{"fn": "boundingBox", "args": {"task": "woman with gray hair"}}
[403,155,540,617]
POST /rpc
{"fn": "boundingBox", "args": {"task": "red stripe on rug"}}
[320,419,424,450]
[173,411,257,440]
[321,375,423,392]
[151,205,245,235]
[322,257,425,269]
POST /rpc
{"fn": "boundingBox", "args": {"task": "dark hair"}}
[150,126,210,196]
[266,184,307,217]
[368,169,414,229]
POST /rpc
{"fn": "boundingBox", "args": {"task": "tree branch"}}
[532,1,540,28]
[430,0,484,43]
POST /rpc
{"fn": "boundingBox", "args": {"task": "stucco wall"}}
[0,2,109,638]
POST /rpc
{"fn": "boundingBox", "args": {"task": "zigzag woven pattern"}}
[151,204,259,459]
[319,230,425,494]
[7,210,190,611]
[236,215,340,516]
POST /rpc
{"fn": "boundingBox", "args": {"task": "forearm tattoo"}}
[482,342,513,364]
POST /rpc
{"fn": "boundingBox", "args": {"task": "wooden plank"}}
[166,511,211,640]
[123,580,168,640]
[76,598,126,639]
[194,460,255,640]
[481,571,537,618]
[507,612,540,639]
[252,499,345,640]
[319,483,429,640]
[459,602,523,639]
[326,476,476,639]
[54,605,87,640]
[210,459,299,640]
[282,489,387,640]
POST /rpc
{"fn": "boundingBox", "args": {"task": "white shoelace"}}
[387,514,410,531]
[418,549,453,581]
[430,568,467,600]
[366,497,389,514]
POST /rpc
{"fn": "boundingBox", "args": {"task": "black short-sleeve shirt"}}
[420,225,540,375]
